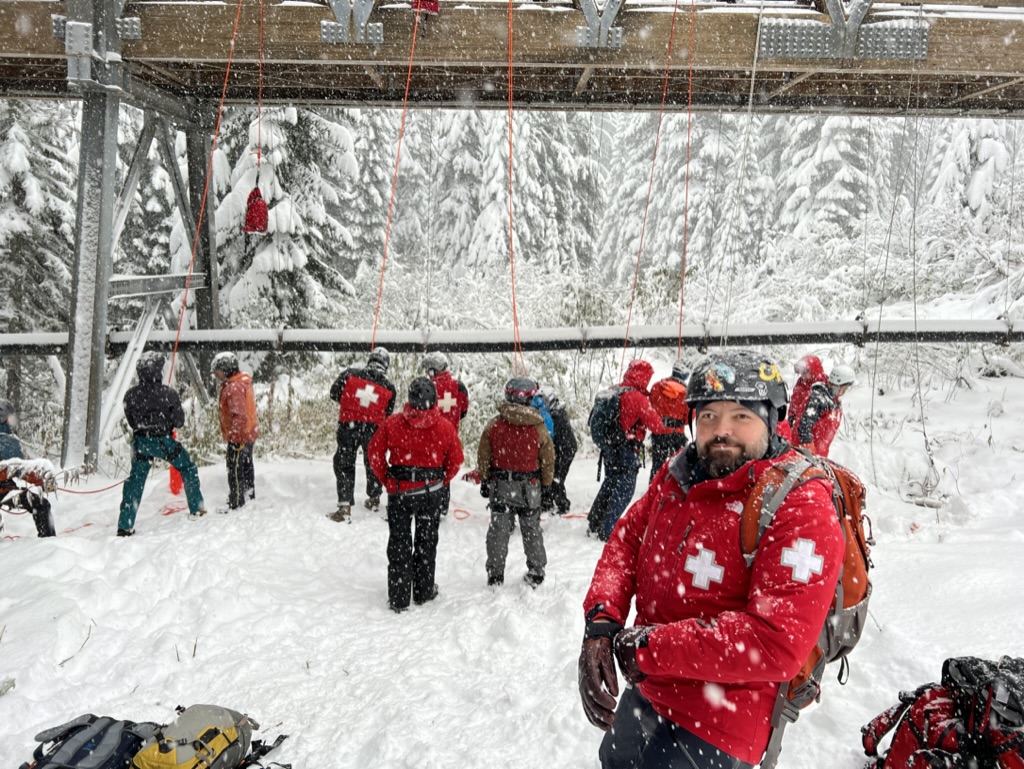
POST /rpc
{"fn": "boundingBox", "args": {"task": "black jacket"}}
[549,402,578,479]
[124,375,185,437]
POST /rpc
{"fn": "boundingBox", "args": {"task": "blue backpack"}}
[588,387,631,450]
[20,714,158,769]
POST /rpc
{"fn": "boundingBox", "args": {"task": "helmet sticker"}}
[704,363,735,392]
[755,381,768,398]
[759,363,782,383]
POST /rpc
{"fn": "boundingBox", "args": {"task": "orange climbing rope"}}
[620,0,691,373]
[370,11,426,353]
[676,0,697,360]
[167,0,248,379]
[507,0,527,376]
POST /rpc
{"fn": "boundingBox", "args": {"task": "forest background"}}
[1,101,1023,472]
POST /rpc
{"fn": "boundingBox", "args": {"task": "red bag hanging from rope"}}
[243,187,268,233]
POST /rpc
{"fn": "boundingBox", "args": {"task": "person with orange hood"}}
[212,351,260,512]
[586,359,666,541]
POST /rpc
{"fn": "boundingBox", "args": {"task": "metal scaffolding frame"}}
[2,0,1019,466]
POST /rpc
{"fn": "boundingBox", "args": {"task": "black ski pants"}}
[333,421,382,505]
[386,485,449,610]
[600,686,753,769]
[226,441,255,509]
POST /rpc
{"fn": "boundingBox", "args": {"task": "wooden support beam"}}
[952,76,1024,104]
[574,66,594,96]
[363,64,386,91]
[767,70,818,100]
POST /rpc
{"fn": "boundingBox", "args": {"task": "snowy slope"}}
[2,373,1023,768]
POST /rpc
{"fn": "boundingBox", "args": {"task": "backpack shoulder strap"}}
[740,455,829,567]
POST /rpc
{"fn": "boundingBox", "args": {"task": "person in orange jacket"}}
[212,351,260,512]
[647,359,690,481]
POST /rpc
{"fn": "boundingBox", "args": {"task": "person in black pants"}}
[543,389,578,515]
[368,378,464,612]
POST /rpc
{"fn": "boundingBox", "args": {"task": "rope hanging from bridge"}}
[619,0,694,374]
[507,0,527,376]
[369,10,426,353]
[168,0,249,381]
[675,0,698,362]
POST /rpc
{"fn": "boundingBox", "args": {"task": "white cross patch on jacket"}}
[684,548,724,590]
[355,384,379,409]
[781,538,824,583]
[438,391,458,413]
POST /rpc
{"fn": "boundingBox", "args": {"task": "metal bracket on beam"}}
[321,0,383,45]
[64,20,93,82]
[759,0,927,61]
[114,17,142,40]
[576,0,623,49]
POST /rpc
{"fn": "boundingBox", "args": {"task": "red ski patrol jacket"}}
[787,355,827,438]
[218,370,260,444]
[617,360,668,443]
[795,382,844,457]
[331,366,396,426]
[583,445,843,765]
[430,370,469,431]
[367,404,464,495]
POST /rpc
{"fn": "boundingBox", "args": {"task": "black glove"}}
[541,485,554,512]
[613,625,653,685]
[579,620,623,731]
[480,481,490,499]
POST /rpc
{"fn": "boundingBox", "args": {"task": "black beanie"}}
[738,400,773,430]
[408,377,437,410]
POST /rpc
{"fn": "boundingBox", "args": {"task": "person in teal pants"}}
[117,352,206,536]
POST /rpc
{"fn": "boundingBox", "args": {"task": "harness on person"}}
[862,656,1024,769]
[740,447,873,769]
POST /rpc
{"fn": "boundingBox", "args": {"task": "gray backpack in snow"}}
[20,714,159,769]
[131,704,256,769]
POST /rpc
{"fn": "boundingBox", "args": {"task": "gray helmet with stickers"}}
[686,349,789,425]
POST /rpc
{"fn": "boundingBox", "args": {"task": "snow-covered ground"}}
[2,370,1023,768]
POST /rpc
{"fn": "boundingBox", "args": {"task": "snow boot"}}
[415,584,439,605]
[487,574,504,587]
[523,572,544,589]
[328,504,351,523]
[188,508,208,520]
[364,496,380,512]
[116,527,134,537]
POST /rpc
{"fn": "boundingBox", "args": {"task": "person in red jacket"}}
[647,358,690,481]
[329,347,397,522]
[212,352,260,512]
[422,351,469,433]
[368,377,464,612]
[578,349,844,769]
[478,376,555,588]
[784,354,827,442]
[795,363,854,457]
[586,359,667,541]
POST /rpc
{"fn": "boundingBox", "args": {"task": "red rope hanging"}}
[620,0,688,374]
[369,11,425,352]
[507,0,527,376]
[243,0,269,234]
[676,0,697,360]
[168,0,248,379]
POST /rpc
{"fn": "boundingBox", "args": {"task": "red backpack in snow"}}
[862,656,1024,769]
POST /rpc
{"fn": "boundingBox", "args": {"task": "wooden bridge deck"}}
[2,0,1024,115]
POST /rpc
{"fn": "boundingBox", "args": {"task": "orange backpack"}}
[649,379,688,423]
[741,448,873,769]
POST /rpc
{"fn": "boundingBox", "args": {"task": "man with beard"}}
[577,349,844,769]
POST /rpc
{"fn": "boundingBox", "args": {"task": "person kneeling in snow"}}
[368,377,463,613]
[0,399,56,538]
[117,352,206,536]
[212,351,260,512]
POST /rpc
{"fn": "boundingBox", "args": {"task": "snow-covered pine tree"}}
[214,106,358,354]
[0,99,76,418]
